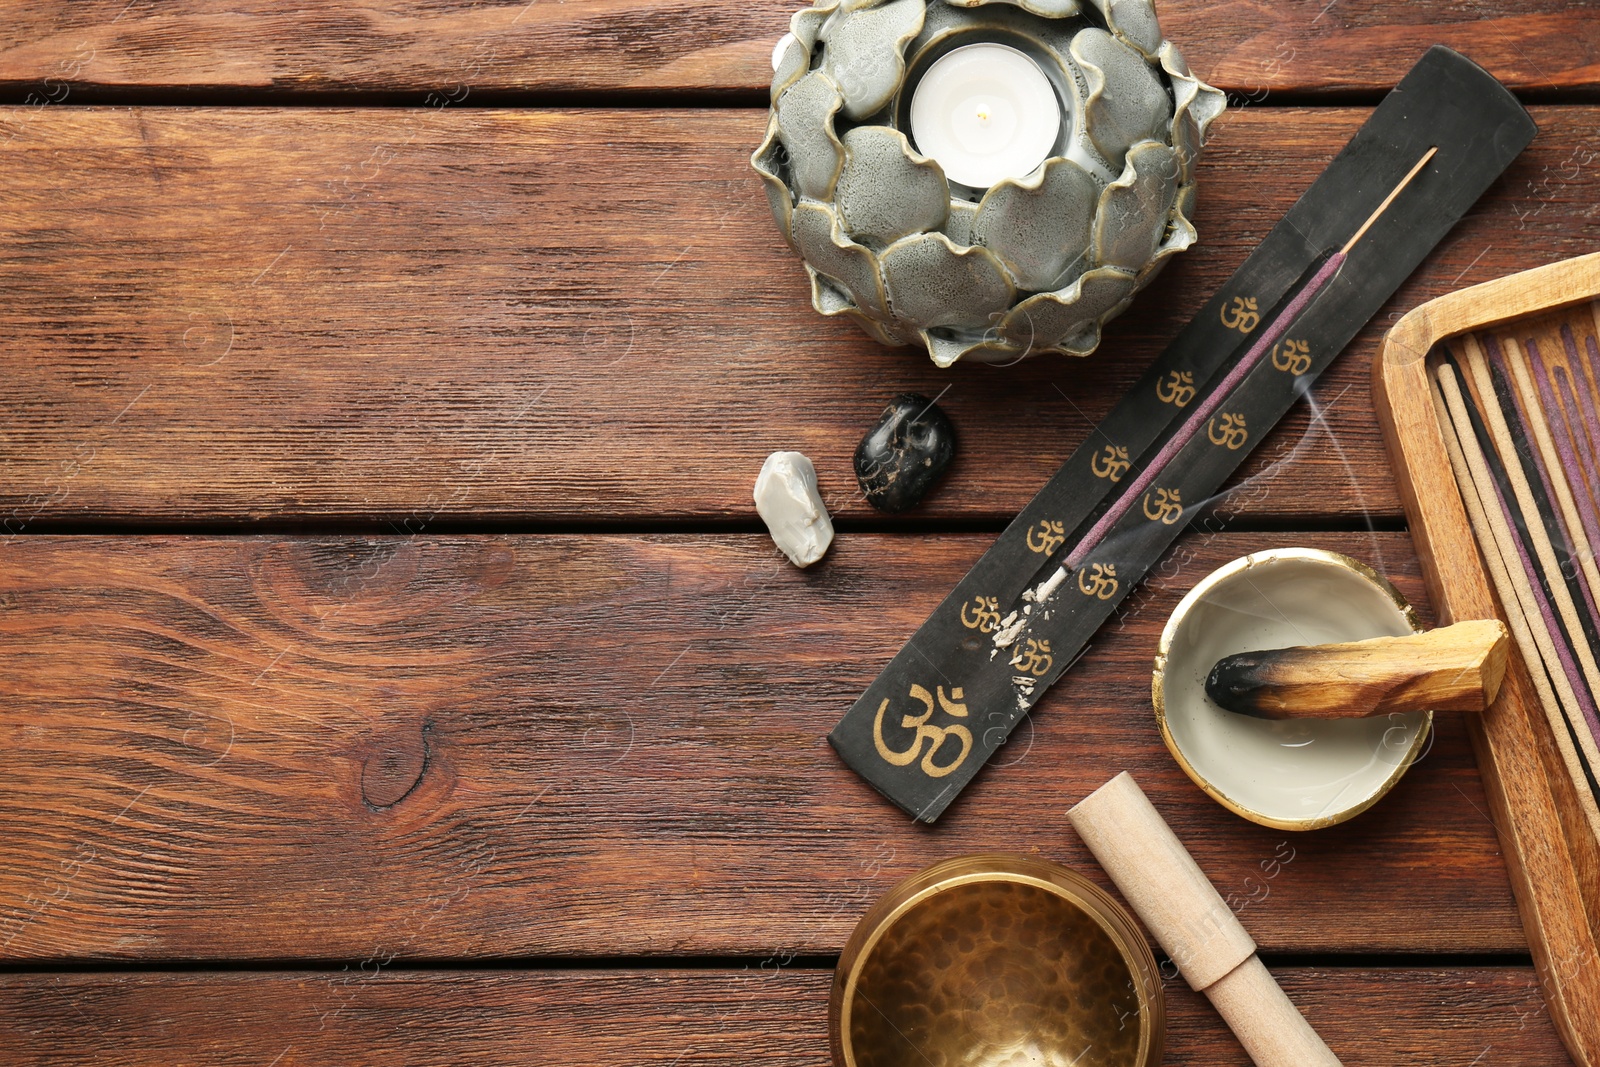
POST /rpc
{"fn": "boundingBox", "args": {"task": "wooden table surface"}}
[1,2,1597,1064]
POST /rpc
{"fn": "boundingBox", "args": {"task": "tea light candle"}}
[909,43,1061,190]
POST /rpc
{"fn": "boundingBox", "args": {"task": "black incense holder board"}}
[830,46,1537,823]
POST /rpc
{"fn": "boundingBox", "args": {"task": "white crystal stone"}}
[754,451,834,568]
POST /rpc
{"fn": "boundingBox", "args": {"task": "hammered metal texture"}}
[847,879,1147,1067]
[752,0,1224,366]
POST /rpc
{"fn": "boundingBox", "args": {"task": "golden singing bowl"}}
[830,854,1164,1067]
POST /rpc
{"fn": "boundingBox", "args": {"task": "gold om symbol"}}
[873,683,973,779]
[1077,563,1118,599]
[1010,638,1053,677]
[1156,370,1196,408]
[959,595,1002,633]
[1091,444,1131,483]
[1220,295,1260,333]
[1207,412,1249,450]
[1026,519,1067,555]
[1271,338,1312,375]
[1142,487,1184,525]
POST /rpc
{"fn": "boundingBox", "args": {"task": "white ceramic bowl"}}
[1153,549,1432,830]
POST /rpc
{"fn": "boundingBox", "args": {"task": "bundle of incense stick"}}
[1430,311,1600,838]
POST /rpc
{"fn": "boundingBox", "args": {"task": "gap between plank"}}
[0,516,1409,538]
[0,85,1597,109]
[0,951,1534,976]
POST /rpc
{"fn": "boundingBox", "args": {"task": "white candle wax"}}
[909,43,1061,190]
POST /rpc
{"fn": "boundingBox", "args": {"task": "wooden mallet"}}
[1070,773,1344,1067]
[1204,619,1510,720]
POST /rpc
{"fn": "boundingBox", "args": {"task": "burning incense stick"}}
[1058,147,1438,574]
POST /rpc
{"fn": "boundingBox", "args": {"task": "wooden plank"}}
[0,967,1570,1065]
[0,1,1594,98]
[0,106,1591,527]
[0,532,1524,961]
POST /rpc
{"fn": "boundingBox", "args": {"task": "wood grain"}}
[0,106,1590,527]
[0,967,1570,1065]
[0,1,1595,99]
[0,531,1523,961]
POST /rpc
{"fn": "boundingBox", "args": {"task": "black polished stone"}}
[854,393,957,513]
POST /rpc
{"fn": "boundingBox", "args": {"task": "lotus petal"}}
[974,157,1100,292]
[923,331,975,368]
[1169,110,1201,187]
[902,0,977,59]
[844,303,912,347]
[1086,0,1162,59]
[771,34,811,102]
[776,71,845,200]
[809,269,910,346]
[790,0,840,50]
[791,201,890,318]
[1159,41,1225,130]
[881,232,1016,334]
[944,201,978,246]
[809,266,854,315]
[1161,42,1226,184]
[922,328,1026,368]
[819,0,926,120]
[1000,265,1136,353]
[1175,181,1197,225]
[1024,32,1116,184]
[934,334,1030,367]
[942,0,1083,16]
[836,125,950,245]
[750,116,796,247]
[1137,209,1195,286]
[1093,140,1178,272]
[1074,28,1171,168]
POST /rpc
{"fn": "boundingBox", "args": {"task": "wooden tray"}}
[1375,251,1600,1067]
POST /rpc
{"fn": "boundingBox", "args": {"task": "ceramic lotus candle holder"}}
[752,0,1225,367]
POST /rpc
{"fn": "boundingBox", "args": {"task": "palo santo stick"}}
[1069,773,1342,1067]
[1204,619,1509,719]
[1435,366,1600,836]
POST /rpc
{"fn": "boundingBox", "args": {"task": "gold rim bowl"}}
[1153,547,1432,831]
[830,853,1164,1067]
